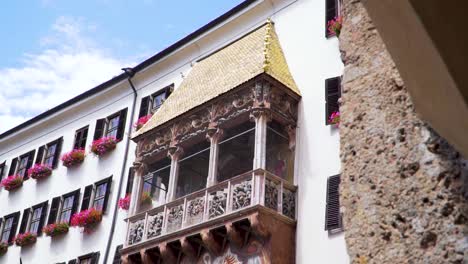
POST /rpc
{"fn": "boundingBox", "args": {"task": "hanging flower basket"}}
[141,191,152,205]
[91,136,117,156]
[1,175,23,191]
[118,195,131,210]
[61,149,86,167]
[327,16,342,37]
[0,242,7,256]
[14,232,37,247]
[71,208,102,233]
[43,223,69,237]
[134,115,152,130]
[28,164,52,180]
[329,111,340,126]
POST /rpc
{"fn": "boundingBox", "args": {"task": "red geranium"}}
[14,232,37,247]
[71,208,102,233]
[134,115,152,130]
[118,195,131,210]
[1,175,23,191]
[27,164,52,180]
[61,149,85,167]
[91,136,117,156]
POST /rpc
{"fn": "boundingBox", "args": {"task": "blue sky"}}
[0,0,243,133]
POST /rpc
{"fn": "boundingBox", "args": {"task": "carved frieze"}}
[209,189,227,219]
[186,197,205,226]
[128,219,145,245]
[166,204,184,233]
[231,180,252,211]
[265,180,279,211]
[147,212,164,239]
[282,188,296,219]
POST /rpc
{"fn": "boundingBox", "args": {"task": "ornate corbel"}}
[140,249,152,264]
[226,223,243,248]
[180,237,197,260]
[159,243,177,264]
[201,229,222,255]
[249,212,272,239]
[121,255,129,264]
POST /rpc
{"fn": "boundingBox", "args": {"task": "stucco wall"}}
[339,1,468,263]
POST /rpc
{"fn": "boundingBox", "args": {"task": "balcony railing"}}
[124,169,297,248]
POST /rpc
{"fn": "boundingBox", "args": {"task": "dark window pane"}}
[266,122,294,183]
[143,158,170,206]
[177,141,210,198]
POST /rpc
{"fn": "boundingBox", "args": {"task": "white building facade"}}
[0,0,346,263]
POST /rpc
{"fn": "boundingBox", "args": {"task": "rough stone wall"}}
[339,1,468,263]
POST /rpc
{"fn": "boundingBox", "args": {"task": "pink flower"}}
[61,149,86,167]
[134,115,152,130]
[27,164,52,180]
[43,222,69,237]
[0,242,7,256]
[14,232,37,247]
[327,16,342,37]
[70,208,102,233]
[91,136,117,156]
[118,195,131,210]
[141,191,152,205]
[329,111,340,125]
[1,175,23,191]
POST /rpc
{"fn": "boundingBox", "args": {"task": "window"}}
[138,84,173,118]
[0,161,5,181]
[266,121,294,183]
[36,138,63,169]
[10,150,35,179]
[1,212,19,244]
[177,141,210,198]
[113,245,123,264]
[81,177,112,212]
[325,174,342,233]
[125,167,135,195]
[325,0,340,37]
[94,108,128,141]
[69,252,100,264]
[19,201,48,235]
[143,159,170,205]
[74,126,89,149]
[48,190,80,225]
[325,76,341,125]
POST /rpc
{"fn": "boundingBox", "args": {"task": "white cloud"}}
[0,16,133,134]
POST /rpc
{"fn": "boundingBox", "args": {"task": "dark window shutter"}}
[81,185,94,211]
[125,167,135,195]
[19,209,30,234]
[36,146,45,164]
[70,189,81,221]
[24,150,36,179]
[325,77,342,125]
[325,174,342,232]
[113,245,123,264]
[37,201,48,236]
[93,119,105,140]
[116,108,128,141]
[138,96,151,118]
[102,177,113,213]
[325,0,338,37]
[52,137,63,169]
[91,252,100,264]
[0,161,5,180]
[8,212,20,244]
[8,158,18,176]
[68,260,77,264]
[48,197,61,225]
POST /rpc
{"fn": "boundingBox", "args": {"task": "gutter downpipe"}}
[103,67,138,263]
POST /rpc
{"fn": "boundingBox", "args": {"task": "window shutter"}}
[52,137,63,169]
[125,167,135,195]
[325,0,338,37]
[0,161,5,180]
[81,185,94,211]
[36,146,45,164]
[116,108,128,141]
[68,260,77,264]
[19,209,30,234]
[8,212,20,244]
[113,245,123,264]
[37,201,49,236]
[102,177,113,213]
[93,119,105,140]
[325,77,341,125]
[8,158,18,176]
[325,174,342,232]
[70,189,81,221]
[48,197,61,225]
[91,252,100,264]
[138,96,151,118]
[25,150,36,179]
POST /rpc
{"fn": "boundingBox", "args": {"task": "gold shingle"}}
[133,21,300,139]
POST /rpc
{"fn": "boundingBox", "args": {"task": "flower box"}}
[329,111,340,126]
[14,232,37,247]
[71,208,102,233]
[1,175,23,191]
[327,16,342,37]
[134,115,152,130]
[141,191,152,205]
[61,149,85,167]
[118,195,131,210]
[28,164,52,180]
[43,223,69,237]
[91,137,117,156]
[0,242,7,256]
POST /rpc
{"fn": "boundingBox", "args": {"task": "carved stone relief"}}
[209,189,228,219]
[186,197,205,226]
[282,188,296,219]
[264,180,279,211]
[128,219,145,245]
[231,180,252,211]
[166,204,184,233]
[147,212,164,239]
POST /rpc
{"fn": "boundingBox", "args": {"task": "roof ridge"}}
[262,18,274,72]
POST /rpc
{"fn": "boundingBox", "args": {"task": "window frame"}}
[28,205,43,234]
[16,153,31,178]
[58,194,75,224]
[92,181,109,212]
[74,126,89,150]
[0,161,5,181]
[325,0,341,38]
[138,84,173,118]
[105,113,121,139]
[1,216,14,243]
[0,212,19,244]
[43,141,59,168]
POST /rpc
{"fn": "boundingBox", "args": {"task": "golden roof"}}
[133,21,300,139]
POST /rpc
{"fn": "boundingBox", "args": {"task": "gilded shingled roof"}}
[133,21,299,139]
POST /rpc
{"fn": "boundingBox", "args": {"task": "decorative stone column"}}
[206,126,223,187]
[251,109,270,170]
[166,146,184,202]
[129,161,147,216]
